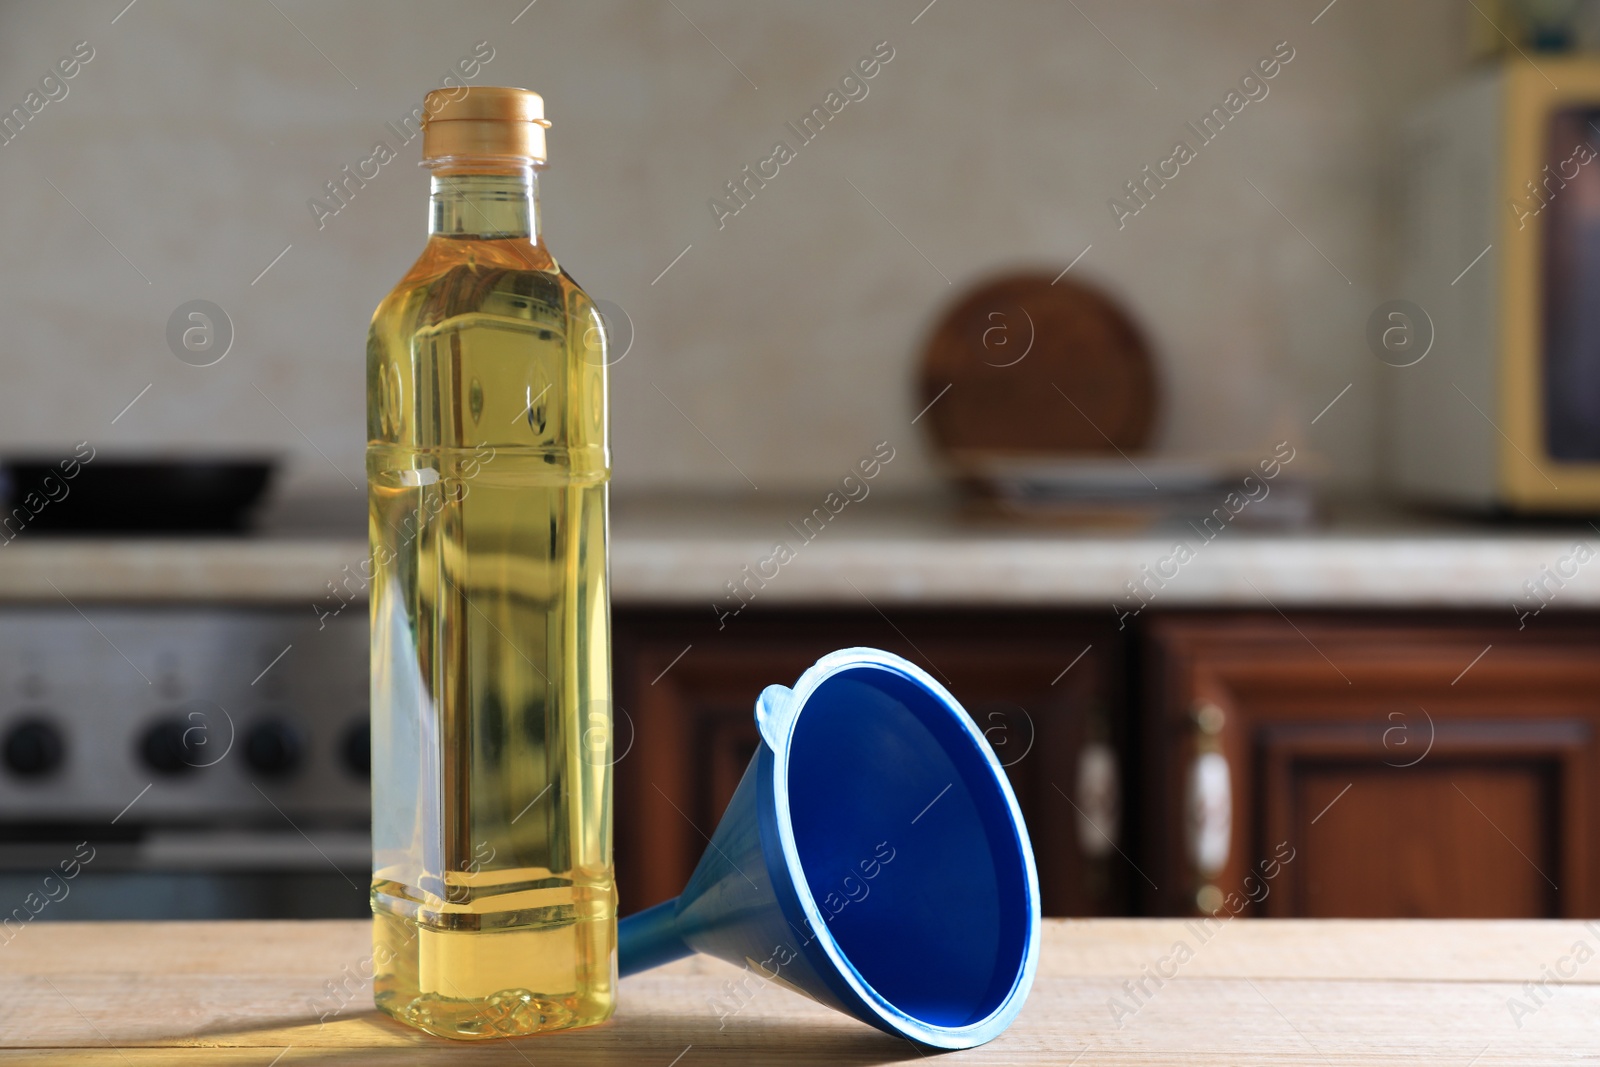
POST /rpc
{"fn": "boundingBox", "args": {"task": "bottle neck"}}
[428,166,541,241]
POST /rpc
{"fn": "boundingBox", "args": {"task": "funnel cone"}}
[618,648,1040,1049]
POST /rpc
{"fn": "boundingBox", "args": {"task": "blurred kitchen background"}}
[1,0,1468,493]
[5,0,1600,927]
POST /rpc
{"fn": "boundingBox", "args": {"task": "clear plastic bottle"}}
[365,86,614,1040]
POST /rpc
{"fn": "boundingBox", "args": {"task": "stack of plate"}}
[946,453,1316,528]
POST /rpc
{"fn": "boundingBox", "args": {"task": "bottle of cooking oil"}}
[366,86,613,1040]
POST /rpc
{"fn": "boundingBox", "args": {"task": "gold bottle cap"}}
[421,86,550,164]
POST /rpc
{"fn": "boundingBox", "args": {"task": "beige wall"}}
[0,0,1468,503]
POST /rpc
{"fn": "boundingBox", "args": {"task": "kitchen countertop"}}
[2,917,1589,1063]
[1,494,1598,609]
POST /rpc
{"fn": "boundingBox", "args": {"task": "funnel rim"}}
[765,647,1042,1049]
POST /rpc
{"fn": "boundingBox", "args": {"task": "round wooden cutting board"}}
[917,271,1159,462]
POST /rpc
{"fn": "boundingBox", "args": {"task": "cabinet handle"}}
[1184,702,1231,911]
[1073,740,1121,859]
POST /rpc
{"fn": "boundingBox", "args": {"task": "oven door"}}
[0,826,368,925]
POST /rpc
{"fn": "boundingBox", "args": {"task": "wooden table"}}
[3,918,1594,1064]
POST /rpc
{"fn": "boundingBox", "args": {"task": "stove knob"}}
[341,720,370,779]
[3,718,64,778]
[244,720,303,778]
[140,719,200,775]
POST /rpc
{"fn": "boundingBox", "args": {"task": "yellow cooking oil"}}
[365,87,614,1040]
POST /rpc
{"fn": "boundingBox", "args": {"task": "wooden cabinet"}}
[614,606,1600,922]
[612,609,1126,918]
[1144,615,1600,919]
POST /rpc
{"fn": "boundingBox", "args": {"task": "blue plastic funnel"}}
[618,648,1040,1049]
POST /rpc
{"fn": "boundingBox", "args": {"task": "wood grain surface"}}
[3,918,1597,1064]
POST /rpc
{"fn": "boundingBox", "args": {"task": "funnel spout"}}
[618,898,692,977]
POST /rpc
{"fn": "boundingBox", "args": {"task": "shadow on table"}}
[157,1007,932,1065]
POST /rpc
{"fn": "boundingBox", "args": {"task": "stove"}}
[0,600,371,922]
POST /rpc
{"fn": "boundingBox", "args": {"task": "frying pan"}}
[2,456,277,534]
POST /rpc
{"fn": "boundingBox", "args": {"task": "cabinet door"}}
[613,610,1126,918]
[1146,615,1599,918]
